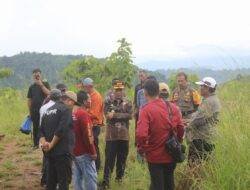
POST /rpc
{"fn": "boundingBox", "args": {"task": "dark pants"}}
[188,139,215,164]
[41,154,49,185]
[31,113,40,146]
[93,125,101,172]
[103,140,129,185]
[148,162,176,190]
[47,155,72,190]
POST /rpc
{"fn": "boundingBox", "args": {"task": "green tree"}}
[63,38,136,94]
[0,68,12,79]
[105,38,136,88]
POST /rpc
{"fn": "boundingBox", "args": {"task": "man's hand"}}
[42,142,52,152]
[35,78,43,87]
[107,112,114,119]
[182,119,190,127]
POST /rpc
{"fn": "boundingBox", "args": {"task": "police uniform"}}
[172,86,201,119]
[186,77,221,163]
[101,80,132,188]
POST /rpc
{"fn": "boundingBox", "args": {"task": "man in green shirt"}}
[186,77,221,164]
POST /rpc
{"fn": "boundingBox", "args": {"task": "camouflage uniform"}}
[104,94,132,141]
[186,92,221,162]
[172,86,201,119]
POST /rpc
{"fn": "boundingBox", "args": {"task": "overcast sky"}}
[1,0,250,62]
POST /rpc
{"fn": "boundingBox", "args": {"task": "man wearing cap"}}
[100,80,132,189]
[28,68,50,148]
[42,83,67,106]
[81,77,104,172]
[39,91,75,190]
[171,72,201,120]
[39,89,63,187]
[186,77,221,164]
[159,82,170,101]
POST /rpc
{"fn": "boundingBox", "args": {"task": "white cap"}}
[195,77,217,88]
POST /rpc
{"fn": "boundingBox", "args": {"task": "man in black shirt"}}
[39,91,75,190]
[27,68,50,148]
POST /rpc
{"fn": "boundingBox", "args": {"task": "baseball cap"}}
[81,77,94,86]
[50,89,62,100]
[63,91,77,102]
[195,77,217,88]
[159,82,170,93]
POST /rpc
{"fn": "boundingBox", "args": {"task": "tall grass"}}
[0,78,249,190]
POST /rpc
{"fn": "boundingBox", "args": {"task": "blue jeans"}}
[72,154,97,190]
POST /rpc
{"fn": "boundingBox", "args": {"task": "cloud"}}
[0,0,250,60]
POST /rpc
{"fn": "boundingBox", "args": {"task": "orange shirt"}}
[88,90,104,126]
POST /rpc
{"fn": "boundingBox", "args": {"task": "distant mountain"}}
[0,52,165,89]
[0,52,84,88]
[137,56,250,71]
[157,68,250,84]
[0,52,249,89]
[136,45,250,70]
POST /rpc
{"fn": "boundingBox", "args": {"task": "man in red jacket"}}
[72,91,97,190]
[136,79,184,190]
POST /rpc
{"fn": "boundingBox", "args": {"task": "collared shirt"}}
[186,93,221,143]
[134,83,143,109]
[136,89,147,109]
[136,98,184,163]
[172,85,201,114]
[88,90,104,126]
[104,95,132,141]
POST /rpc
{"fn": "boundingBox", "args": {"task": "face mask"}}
[160,93,169,99]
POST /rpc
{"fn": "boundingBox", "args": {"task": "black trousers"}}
[188,139,215,163]
[41,154,48,185]
[103,140,129,185]
[93,125,101,172]
[148,162,176,190]
[31,113,40,146]
[47,155,72,190]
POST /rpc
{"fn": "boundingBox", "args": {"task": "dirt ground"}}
[0,135,44,190]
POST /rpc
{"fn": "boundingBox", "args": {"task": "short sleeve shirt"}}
[27,81,50,113]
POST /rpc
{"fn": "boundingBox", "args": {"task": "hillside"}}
[158,68,250,84]
[0,52,166,89]
[0,52,84,88]
[0,77,249,189]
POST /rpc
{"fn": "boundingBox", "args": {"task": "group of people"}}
[27,68,221,190]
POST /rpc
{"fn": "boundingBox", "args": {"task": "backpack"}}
[20,116,32,135]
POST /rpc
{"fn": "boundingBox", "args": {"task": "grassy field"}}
[0,78,249,190]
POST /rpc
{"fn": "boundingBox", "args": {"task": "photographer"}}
[27,68,50,148]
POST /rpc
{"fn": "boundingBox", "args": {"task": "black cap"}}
[50,89,62,101]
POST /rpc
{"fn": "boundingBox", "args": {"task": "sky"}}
[1,0,250,65]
